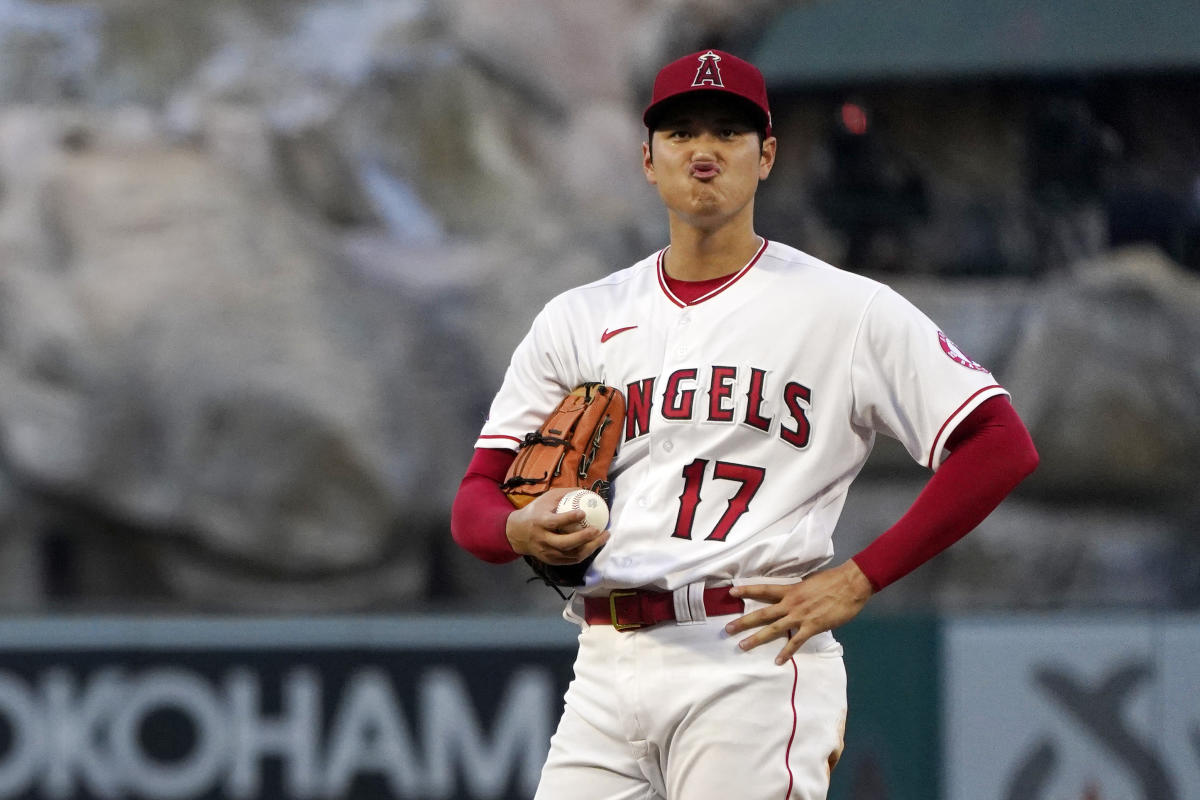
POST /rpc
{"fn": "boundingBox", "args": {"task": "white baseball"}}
[556,489,610,531]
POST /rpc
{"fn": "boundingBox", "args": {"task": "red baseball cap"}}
[643,49,772,137]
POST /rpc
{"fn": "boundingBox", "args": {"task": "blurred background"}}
[0,0,1197,798]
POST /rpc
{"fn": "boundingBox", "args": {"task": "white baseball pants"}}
[534,608,847,800]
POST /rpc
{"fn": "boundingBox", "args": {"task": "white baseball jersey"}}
[478,239,1007,595]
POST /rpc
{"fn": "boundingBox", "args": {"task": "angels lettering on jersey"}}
[622,366,812,450]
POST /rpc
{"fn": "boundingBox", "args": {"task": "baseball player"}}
[452,49,1038,800]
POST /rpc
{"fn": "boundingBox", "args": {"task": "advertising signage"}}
[2,612,1195,799]
[0,616,578,800]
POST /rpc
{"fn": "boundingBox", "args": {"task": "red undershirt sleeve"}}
[850,395,1039,591]
[450,448,521,563]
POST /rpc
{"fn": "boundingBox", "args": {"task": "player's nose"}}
[688,137,719,161]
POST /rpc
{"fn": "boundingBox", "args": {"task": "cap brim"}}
[644,90,771,135]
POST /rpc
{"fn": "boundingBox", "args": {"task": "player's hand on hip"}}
[725,560,875,666]
[505,488,610,565]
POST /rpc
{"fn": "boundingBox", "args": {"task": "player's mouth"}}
[689,162,721,180]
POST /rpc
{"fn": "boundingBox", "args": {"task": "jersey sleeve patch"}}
[937,331,989,372]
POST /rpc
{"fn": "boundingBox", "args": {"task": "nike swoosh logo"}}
[601,325,638,343]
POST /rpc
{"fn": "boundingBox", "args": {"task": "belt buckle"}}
[609,590,643,631]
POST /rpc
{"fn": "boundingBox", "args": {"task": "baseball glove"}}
[501,383,625,592]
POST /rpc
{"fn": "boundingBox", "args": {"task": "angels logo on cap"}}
[644,48,772,137]
[692,51,724,87]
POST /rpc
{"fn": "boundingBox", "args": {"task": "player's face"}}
[643,95,776,232]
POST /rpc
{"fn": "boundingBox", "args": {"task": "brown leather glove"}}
[501,383,624,590]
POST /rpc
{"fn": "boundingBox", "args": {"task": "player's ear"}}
[758,135,777,180]
[642,141,657,185]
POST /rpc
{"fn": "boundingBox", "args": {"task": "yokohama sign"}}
[0,617,577,800]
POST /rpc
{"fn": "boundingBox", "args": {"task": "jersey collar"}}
[656,237,768,308]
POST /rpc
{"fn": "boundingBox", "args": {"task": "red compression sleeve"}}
[450,448,521,563]
[850,396,1039,591]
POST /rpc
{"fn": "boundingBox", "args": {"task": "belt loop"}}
[566,593,587,626]
[671,583,707,625]
[687,583,708,623]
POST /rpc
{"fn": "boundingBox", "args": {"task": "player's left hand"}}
[725,561,875,666]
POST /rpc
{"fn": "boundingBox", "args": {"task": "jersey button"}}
[679,313,691,325]
[675,344,689,357]
[637,497,648,508]
[662,440,674,453]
